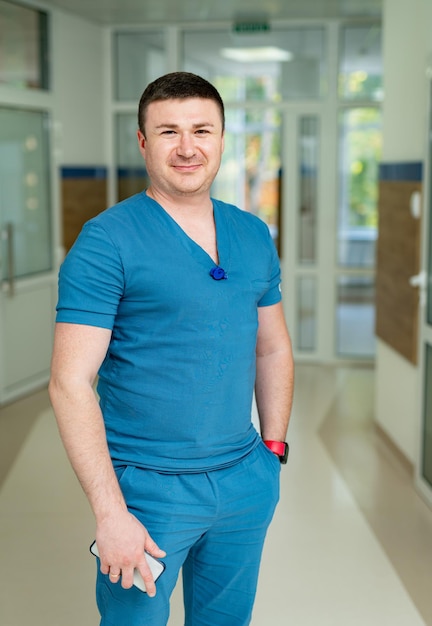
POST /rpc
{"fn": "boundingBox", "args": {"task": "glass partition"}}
[299,116,319,265]
[110,21,382,362]
[336,275,375,357]
[114,31,167,101]
[338,108,382,268]
[115,113,148,201]
[0,0,49,90]
[212,107,282,248]
[339,23,383,102]
[183,27,326,102]
[297,276,317,351]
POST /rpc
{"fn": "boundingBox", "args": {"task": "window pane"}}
[299,116,319,264]
[0,108,52,278]
[0,0,49,90]
[212,107,282,247]
[336,275,375,357]
[339,24,383,102]
[183,27,326,102]
[297,276,317,351]
[116,113,148,201]
[338,108,382,268]
[114,31,166,101]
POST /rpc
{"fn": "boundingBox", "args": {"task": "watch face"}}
[280,443,289,464]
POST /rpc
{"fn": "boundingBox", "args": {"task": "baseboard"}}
[374,422,415,478]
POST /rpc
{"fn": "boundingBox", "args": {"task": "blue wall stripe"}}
[61,166,107,179]
[379,161,423,182]
[61,167,150,179]
[117,167,148,178]
[62,163,422,182]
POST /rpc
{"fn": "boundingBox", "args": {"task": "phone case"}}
[89,540,165,593]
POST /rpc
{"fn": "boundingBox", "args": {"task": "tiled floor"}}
[0,364,431,625]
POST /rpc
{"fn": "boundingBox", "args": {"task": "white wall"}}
[51,10,106,165]
[375,342,419,460]
[375,0,431,462]
[381,0,429,161]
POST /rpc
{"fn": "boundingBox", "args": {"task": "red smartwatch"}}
[264,440,289,464]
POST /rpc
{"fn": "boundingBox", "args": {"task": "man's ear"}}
[137,130,146,156]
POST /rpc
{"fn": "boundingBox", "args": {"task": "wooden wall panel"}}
[118,176,148,202]
[62,177,107,252]
[375,180,422,364]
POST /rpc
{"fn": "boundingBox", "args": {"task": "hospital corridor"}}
[1,364,431,626]
[1,0,432,623]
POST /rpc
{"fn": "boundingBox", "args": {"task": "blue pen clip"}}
[210,266,228,280]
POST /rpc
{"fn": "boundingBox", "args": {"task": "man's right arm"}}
[48,322,165,595]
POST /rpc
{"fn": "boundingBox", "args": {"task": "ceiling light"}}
[220,47,293,63]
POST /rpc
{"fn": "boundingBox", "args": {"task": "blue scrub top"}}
[56,192,282,472]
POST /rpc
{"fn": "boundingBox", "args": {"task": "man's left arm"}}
[255,302,294,443]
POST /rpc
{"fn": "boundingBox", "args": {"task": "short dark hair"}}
[138,72,225,135]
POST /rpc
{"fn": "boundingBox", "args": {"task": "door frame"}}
[415,74,432,508]
[0,89,60,405]
[281,103,336,362]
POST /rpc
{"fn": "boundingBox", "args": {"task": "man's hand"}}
[96,511,166,597]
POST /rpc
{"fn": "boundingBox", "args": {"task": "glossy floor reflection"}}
[0,364,431,625]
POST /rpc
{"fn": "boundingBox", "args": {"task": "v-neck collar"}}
[145,194,231,276]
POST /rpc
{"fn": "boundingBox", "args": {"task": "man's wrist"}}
[263,440,289,464]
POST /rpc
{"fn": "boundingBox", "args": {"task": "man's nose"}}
[177,133,195,157]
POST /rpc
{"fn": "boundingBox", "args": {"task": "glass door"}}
[214,105,324,359]
[0,108,52,280]
[0,107,55,403]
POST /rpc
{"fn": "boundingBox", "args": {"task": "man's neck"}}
[146,187,213,219]
[146,187,218,262]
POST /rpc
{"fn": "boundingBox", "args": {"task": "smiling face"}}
[137,97,225,203]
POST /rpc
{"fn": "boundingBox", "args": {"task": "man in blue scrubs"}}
[49,72,294,626]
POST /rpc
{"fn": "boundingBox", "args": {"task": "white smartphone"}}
[89,540,166,593]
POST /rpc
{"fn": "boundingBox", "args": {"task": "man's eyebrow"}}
[155,122,216,129]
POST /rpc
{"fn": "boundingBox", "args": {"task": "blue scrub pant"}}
[96,441,280,626]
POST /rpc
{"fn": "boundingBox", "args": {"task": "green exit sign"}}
[233,22,270,34]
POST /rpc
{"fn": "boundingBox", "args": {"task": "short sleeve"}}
[257,227,282,308]
[56,221,125,329]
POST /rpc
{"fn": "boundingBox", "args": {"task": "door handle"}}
[409,270,427,288]
[1,222,15,296]
[409,269,427,306]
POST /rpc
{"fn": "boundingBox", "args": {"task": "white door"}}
[212,103,337,361]
[281,107,326,360]
[0,107,56,404]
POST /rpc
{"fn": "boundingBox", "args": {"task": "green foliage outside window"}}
[344,108,382,228]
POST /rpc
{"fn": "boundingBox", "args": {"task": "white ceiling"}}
[39,0,383,25]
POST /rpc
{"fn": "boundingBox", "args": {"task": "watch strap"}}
[264,440,289,464]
